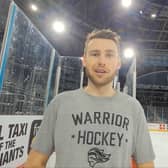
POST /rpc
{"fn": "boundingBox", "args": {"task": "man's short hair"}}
[84,29,120,54]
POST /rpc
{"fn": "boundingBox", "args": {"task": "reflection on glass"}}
[47,55,59,104]
[137,70,168,123]
[58,56,82,93]
[0,0,11,51]
[136,56,168,124]
[0,5,54,115]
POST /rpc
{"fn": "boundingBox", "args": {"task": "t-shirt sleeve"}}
[132,102,155,164]
[31,98,58,156]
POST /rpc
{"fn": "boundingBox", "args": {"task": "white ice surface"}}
[150,132,168,168]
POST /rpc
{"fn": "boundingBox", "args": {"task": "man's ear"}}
[81,55,86,67]
[117,58,121,70]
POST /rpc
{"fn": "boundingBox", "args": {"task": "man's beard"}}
[85,68,116,87]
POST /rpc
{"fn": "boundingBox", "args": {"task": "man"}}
[24,29,155,168]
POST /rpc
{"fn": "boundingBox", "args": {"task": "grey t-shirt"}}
[31,88,155,168]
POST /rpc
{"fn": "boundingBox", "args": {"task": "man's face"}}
[83,38,121,87]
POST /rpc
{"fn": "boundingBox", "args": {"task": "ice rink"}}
[150,131,168,167]
[46,131,168,168]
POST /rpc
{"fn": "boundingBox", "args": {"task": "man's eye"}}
[91,53,99,56]
[106,54,114,57]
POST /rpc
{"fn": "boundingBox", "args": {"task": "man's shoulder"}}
[116,92,145,118]
[58,89,80,97]
[54,89,80,101]
[117,91,135,101]
[48,89,80,107]
[117,91,142,107]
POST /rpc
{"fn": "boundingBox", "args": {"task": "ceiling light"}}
[52,21,65,33]
[30,4,38,11]
[123,48,135,59]
[139,10,143,15]
[151,13,157,19]
[121,0,132,8]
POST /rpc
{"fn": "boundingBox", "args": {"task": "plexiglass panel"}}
[124,62,134,96]
[124,55,168,124]
[136,55,168,124]
[0,4,55,115]
[58,56,82,93]
[47,54,59,103]
[0,0,11,51]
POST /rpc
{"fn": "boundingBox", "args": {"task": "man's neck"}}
[84,83,116,97]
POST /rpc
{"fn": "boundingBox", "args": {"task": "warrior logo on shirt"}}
[88,147,111,168]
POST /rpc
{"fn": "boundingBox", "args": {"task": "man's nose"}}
[97,55,106,66]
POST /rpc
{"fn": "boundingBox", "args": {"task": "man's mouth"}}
[95,69,106,73]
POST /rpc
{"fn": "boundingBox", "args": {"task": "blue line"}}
[0,2,16,91]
